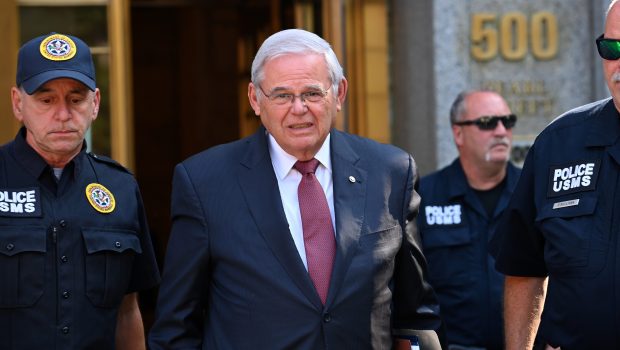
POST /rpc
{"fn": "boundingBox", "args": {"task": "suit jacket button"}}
[323,313,332,323]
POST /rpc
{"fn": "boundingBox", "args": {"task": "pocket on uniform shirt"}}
[82,228,142,308]
[0,226,46,308]
[535,196,607,277]
[421,226,472,283]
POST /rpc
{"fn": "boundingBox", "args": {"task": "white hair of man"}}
[609,0,620,14]
[251,29,344,95]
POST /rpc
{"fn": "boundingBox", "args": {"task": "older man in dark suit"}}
[148,28,443,350]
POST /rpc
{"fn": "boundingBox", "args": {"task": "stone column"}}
[389,0,437,176]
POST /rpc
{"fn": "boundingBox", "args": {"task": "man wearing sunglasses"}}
[417,90,520,350]
[491,1,620,349]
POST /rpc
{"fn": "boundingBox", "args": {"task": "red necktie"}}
[294,159,336,305]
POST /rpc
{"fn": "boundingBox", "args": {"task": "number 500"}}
[471,11,558,62]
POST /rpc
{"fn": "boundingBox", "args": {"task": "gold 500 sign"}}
[471,11,558,61]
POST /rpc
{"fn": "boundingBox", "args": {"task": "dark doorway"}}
[131,0,280,329]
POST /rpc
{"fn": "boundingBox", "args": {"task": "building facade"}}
[0,0,614,330]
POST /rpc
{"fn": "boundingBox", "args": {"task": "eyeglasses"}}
[258,85,329,105]
[596,34,620,60]
[453,114,517,130]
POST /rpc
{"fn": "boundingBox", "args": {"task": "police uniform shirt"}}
[0,128,160,349]
[491,98,620,349]
[418,159,520,350]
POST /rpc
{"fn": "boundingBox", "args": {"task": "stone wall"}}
[391,0,611,174]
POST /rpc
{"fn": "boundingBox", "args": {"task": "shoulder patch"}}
[88,152,132,174]
[547,159,600,197]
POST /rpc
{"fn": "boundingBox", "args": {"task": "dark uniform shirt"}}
[418,159,520,350]
[491,98,620,349]
[0,128,160,349]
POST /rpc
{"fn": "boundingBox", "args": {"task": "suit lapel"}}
[237,128,322,308]
[326,130,367,305]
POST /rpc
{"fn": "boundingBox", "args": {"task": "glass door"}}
[13,0,134,169]
[19,0,111,156]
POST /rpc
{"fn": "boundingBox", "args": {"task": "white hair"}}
[608,0,619,15]
[251,29,344,95]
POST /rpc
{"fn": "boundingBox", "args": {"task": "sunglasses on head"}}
[596,34,620,60]
[453,114,517,130]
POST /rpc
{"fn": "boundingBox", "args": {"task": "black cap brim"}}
[21,70,96,95]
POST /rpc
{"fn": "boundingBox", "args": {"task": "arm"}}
[148,164,210,349]
[392,155,445,350]
[504,275,548,350]
[115,293,145,350]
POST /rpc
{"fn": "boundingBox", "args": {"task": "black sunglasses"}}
[453,114,517,130]
[596,34,620,60]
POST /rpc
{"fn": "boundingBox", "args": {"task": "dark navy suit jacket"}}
[148,127,443,349]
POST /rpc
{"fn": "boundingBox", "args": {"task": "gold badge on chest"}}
[85,183,116,214]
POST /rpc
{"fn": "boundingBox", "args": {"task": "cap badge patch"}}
[85,183,115,214]
[39,34,76,61]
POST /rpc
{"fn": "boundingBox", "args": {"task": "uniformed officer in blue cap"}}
[0,33,160,349]
[418,90,520,350]
[491,1,620,348]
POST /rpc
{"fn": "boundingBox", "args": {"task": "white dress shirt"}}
[268,133,336,270]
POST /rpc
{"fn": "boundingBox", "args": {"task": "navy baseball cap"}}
[16,33,96,94]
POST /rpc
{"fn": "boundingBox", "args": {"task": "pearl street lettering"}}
[547,160,599,198]
[0,187,42,217]
[425,205,462,225]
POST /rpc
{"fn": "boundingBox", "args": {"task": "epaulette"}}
[87,152,133,175]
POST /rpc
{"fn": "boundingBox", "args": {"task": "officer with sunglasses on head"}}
[417,90,520,350]
[490,1,620,349]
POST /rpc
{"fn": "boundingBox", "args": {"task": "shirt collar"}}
[13,127,50,179]
[445,158,518,198]
[11,126,86,181]
[268,132,332,180]
[585,98,620,147]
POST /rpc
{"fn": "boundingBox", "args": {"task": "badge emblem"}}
[85,183,115,214]
[39,34,77,61]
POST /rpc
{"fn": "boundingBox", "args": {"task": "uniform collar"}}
[11,127,86,183]
[443,159,470,199]
[12,127,49,180]
[585,98,620,147]
[444,158,519,199]
[504,162,520,195]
